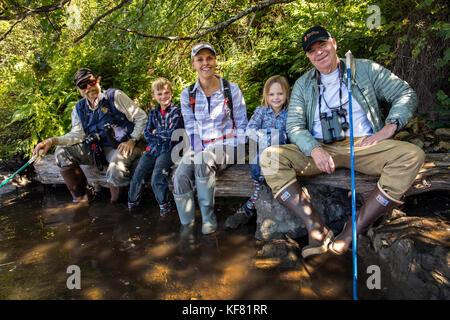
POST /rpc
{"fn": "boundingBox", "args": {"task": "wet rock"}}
[0,171,36,207]
[393,118,450,154]
[435,128,450,139]
[394,131,410,141]
[434,141,450,152]
[409,138,424,149]
[404,117,422,135]
[254,237,301,268]
[367,215,450,299]
[424,141,433,148]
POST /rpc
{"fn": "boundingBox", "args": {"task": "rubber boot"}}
[60,165,88,203]
[276,181,333,258]
[110,184,126,204]
[329,184,401,255]
[174,190,196,227]
[195,175,217,235]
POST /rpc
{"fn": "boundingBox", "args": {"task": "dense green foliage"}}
[0,0,448,159]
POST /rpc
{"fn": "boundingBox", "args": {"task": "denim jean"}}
[250,154,265,182]
[128,151,173,205]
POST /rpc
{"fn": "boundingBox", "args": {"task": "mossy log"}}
[33,153,449,198]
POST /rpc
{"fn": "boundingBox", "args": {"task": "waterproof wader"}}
[276,180,333,258]
[195,174,217,235]
[329,184,400,255]
[60,165,89,203]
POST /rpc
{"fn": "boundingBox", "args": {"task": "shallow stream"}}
[0,186,389,300]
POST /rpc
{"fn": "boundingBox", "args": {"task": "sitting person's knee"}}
[172,171,192,195]
[55,146,73,168]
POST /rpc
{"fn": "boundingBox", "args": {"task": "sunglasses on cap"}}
[77,78,97,89]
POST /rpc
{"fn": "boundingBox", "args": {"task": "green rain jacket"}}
[287,58,418,156]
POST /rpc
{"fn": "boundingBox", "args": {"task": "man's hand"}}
[359,122,397,147]
[33,138,53,156]
[118,139,136,157]
[310,146,335,174]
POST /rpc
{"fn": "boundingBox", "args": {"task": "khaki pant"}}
[260,137,425,203]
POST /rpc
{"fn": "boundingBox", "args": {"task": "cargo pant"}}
[55,143,143,187]
[260,137,425,203]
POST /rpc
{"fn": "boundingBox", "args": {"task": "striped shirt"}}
[180,75,248,150]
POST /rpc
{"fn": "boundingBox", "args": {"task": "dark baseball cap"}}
[191,42,217,59]
[73,68,96,86]
[302,26,332,52]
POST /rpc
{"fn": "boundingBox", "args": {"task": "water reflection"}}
[0,185,383,300]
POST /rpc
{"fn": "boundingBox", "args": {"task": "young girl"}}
[225,75,290,229]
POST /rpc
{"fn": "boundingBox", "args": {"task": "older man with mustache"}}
[33,68,147,204]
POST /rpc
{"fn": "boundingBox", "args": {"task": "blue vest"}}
[75,89,135,147]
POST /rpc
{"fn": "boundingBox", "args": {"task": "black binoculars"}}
[320,108,349,144]
[84,132,107,171]
[85,132,101,146]
[103,123,120,149]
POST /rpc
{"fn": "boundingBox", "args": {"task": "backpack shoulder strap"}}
[222,79,233,112]
[188,84,196,114]
[222,79,234,125]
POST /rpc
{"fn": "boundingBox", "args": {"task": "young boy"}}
[128,78,183,216]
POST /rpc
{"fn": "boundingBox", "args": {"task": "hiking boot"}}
[159,202,174,218]
[224,204,255,229]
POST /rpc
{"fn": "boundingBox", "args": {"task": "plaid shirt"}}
[180,76,248,151]
[247,106,289,147]
[144,103,183,156]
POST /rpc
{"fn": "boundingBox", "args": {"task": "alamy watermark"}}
[366,264,381,290]
[66,265,81,290]
[366,5,381,30]
[169,128,281,173]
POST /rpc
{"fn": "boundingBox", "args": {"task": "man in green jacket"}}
[260,26,425,258]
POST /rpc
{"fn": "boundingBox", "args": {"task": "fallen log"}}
[33,153,449,197]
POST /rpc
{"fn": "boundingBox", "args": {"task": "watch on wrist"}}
[131,137,138,143]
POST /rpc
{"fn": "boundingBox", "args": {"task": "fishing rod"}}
[0,150,43,189]
[345,50,358,301]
